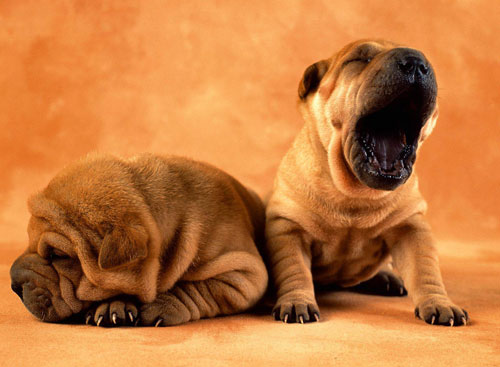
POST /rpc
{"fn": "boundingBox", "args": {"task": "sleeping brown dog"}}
[265,39,469,326]
[10,153,268,326]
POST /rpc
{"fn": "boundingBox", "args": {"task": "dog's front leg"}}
[266,217,319,323]
[387,214,469,326]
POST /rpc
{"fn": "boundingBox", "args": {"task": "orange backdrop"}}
[1,0,499,250]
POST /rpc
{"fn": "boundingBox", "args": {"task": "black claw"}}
[414,308,420,319]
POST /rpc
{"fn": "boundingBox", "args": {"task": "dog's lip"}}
[357,86,411,119]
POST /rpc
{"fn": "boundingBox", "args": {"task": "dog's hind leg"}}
[139,252,268,326]
[347,267,408,297]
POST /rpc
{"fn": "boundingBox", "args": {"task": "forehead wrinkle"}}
[351,42,385,58]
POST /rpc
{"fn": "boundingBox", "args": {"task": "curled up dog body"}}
[265,39,468,326]
[10,154,268,327]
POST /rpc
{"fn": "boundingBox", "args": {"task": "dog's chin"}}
[348,87,433,191]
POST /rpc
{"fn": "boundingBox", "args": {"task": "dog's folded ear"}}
[98,214,148,270]
[298,59,330,100]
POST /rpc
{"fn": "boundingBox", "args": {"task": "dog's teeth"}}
[85,314,92,325]
[462,317,467,326]
[155,318,163,327]
[283,314,289,323]
[449,318,454,327]
[431,315,436,325]
[128,311,134,323]
[314,313,320,322]
[112,313,117,324]
[299,315,304,324]
[96,315,104,327]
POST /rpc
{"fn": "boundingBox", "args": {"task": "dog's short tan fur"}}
[265,39,468,326]
[10,153,268,326]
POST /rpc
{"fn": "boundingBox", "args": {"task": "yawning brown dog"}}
[10,154,268,326]
[265,39,468,326]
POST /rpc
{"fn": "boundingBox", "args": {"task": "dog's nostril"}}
[398,56,428,77]
[418,63,429,75]
[11,283,23,300]
[398,60,416,74]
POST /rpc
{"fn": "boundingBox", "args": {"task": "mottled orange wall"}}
[1,0,499,249]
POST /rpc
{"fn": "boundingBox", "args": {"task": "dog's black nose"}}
[11,282,23,300]
[398,56,429,77]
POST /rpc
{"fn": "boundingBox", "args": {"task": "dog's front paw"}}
[140,293,191,327]
[85,297,139,327]
[414,297,469,326]
[272,293,320,324]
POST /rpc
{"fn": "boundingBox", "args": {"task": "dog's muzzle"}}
[351,48,437,191]
[10,254,77,322]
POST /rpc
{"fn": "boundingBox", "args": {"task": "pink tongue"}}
[373,130,406,171]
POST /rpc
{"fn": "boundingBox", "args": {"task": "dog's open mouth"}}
[354,88,431,190]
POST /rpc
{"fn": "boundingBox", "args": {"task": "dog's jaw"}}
[343,47,438,191]
[350,85,437,191]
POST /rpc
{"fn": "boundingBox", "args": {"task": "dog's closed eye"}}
[345,57,372,65]
[47,247,70,261]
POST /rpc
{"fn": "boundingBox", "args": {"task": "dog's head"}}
[10,155,161,322]
[298,39,438,194]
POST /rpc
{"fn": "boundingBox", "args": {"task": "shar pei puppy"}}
[10,154,268,327]
[265,39,468,326]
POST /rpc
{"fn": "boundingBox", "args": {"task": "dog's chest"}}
[310,228,389,286]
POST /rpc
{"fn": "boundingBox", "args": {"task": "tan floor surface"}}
[1,240,499,367]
